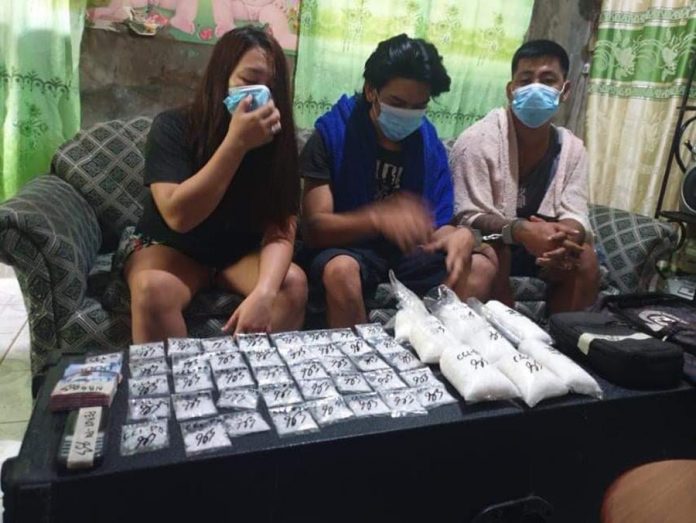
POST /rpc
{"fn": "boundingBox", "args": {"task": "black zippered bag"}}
[549,312,683,389]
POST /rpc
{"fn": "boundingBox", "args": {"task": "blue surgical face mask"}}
[511,83,563,128]
[376,101,426,141]
[223,84,271,113]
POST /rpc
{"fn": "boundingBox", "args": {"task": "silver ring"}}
[271,122,281,134]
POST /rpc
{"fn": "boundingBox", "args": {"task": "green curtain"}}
[585,1,696,215]
[293,0,534,138]
[0,0,86,201]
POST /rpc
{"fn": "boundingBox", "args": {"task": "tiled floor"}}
[0,264,31,521]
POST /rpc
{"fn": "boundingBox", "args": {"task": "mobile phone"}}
[223,84,272,113]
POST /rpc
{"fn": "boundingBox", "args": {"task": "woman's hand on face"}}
[224,96,281,153]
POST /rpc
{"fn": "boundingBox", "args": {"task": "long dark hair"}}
[186,26,299,230]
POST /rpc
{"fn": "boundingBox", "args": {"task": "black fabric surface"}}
[4,355,696,523]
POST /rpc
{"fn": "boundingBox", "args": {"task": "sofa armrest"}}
[0,175,102,375]
[589,204,677,294]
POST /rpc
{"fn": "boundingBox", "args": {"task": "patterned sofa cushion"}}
[51,117,152,250]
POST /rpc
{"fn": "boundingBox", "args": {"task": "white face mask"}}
[376,101,426,141]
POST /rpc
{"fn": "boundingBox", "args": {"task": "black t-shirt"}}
[516,126,561,219]
[300,131,403,200]
[135,109,262,268]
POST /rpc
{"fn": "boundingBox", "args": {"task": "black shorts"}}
[510,244,540,278]
[307,243,448,297]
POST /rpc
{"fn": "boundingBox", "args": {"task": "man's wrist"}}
[502,218,525,245]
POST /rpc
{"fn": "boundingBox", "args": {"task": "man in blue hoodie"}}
[300,34,497,327]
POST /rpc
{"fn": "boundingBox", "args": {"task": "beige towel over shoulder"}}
[451,107,591,233]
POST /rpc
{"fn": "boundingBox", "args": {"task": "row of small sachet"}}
[121,328,458,456]
[390,279,604,407]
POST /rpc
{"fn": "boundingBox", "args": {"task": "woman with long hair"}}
[124,26,306,342]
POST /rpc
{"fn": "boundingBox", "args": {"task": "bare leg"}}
[216,254,308,331]
[452,244,499,301]
[125,245,210,343]
[321,255,366,328]
[545,243,600,313]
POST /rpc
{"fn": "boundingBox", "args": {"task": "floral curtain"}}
[0,0,87,201]
[586,0,696,215]
[293,0,534,138]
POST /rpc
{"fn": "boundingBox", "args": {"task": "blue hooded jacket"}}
[315,94,453,228]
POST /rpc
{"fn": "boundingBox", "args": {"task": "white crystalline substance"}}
[394,309,417,343]
[408,315,458,364]
[518,339,603,399]
[439,345,519,403]
[433,301,489,343]
[495,352,569,407]
[485,300,553,344]
[468,327,519,364]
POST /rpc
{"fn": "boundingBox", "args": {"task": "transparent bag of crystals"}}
[173,366,214,394]
[322,356,356,376]
[384,350,424,372]
[278,345,316,365]
[415,384,457,409]
[252,365,293,386]
[171,354,210,376]
[245,348,284,368]
[333,372,373,394]
[314,343,343,359]
[200,336,237,352]
[380,389,428,417]
[167,337,203,358]
[172,390,218,420]
[369,337,408,356]
[260,383,303,408]
[269,331,303,350]
[308,396,354,426]
[235,333,272,351]
[222,411,271,437]
[336,339,374,358]
[363,369,407,391]
[439,344,519,403]
[180,417,231,456]
[518,339,602,399]
[400,367,442,388]
[468,326,519,364]
[288,360,328,381]
[129,342,166,362]
[120,419,169,456]
[297,378,339,400]
[128,374,170,397]
[409,314,458,364]
[128,396,171,421]
[495,352,568,407]
[217,387,259,410]
[269,405,319,437]
[345,392,391,418]
[352,352,390,372]
[327,328,358,342]
[424,285,489,343]
[481,300,553,345]
[208,350,246,372]
[214,367,255,390]
[129,357,169,379]
[302,329,333,346]
[354,322,389,341]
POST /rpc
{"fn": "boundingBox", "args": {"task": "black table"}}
[3,358,696,523]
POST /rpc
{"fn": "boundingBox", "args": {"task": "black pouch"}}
[549,312,683,389]
[601,293,696,356]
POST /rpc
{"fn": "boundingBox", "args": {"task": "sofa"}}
[0,117,678,383]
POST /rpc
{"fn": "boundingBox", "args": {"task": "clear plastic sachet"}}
[180,417,230,456]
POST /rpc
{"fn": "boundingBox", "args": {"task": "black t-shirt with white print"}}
[300,131,403,200]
